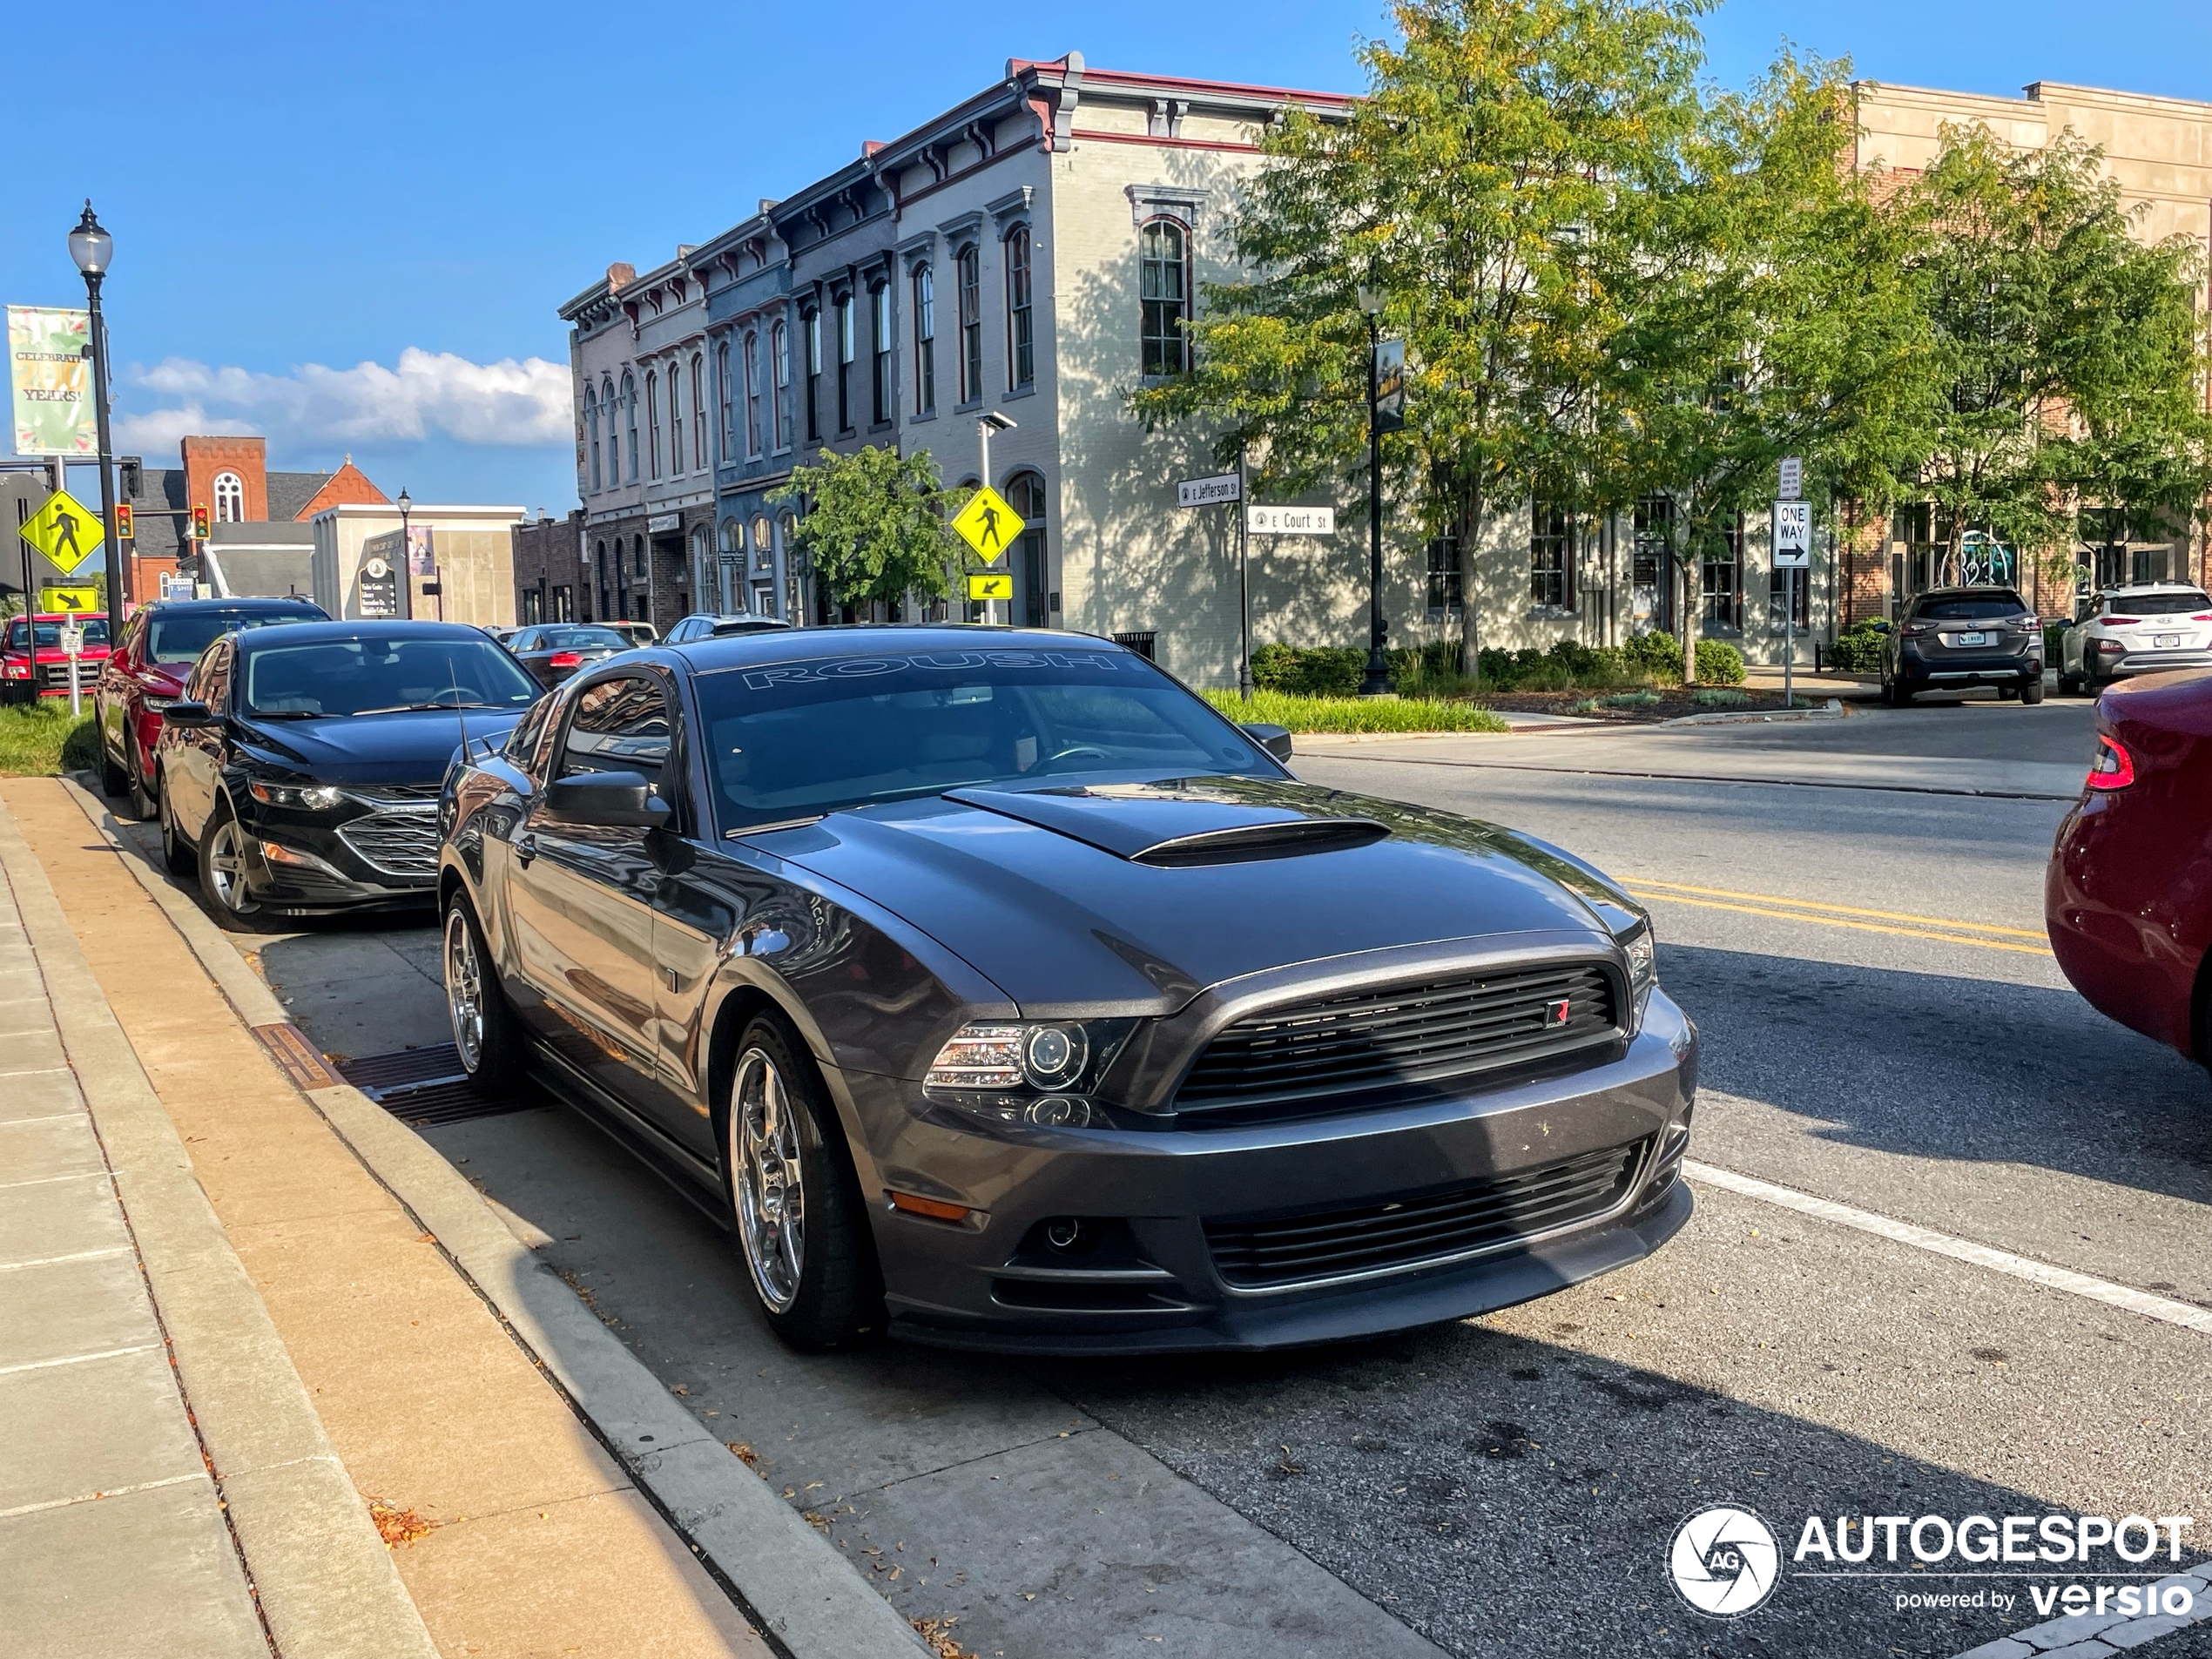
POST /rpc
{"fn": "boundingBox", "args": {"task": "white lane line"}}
[0,1246,130,1274]
[0,1469,212,1522]
[0,1343,161,1379]
[1683,1161,2212,1337]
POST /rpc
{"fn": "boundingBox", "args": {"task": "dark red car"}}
[2046,671,2212,1062]
[2,610,111,705]
[95,597,326,817]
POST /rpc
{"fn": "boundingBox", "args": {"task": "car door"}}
[170,639,234,840]
[97,611,143,768]
[502,669,690,1140]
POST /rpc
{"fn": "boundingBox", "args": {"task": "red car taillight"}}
[547,651,583,670]
[2087,736,2135,791]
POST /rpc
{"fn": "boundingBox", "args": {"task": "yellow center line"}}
[1628,877,2047,940]
[1625,888,2053,957]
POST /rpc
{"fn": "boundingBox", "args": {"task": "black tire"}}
[442,895,527,1096]
[1892,677,1918,707]
[723,1013,884,1351]
[157,772,196,877]
[197,798,280,933]
[2059,663,2082,696]
[2022,678,2046,705]
[1997,685,2020,702]
[99,722,128,797]
[124,733,155,820]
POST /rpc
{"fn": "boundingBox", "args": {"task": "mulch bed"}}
[1469,684,1859,724]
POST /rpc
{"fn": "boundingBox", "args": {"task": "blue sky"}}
[9,0,2206,510]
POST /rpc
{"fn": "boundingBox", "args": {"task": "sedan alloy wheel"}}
[444,905,486,1072]
[732,1046,806,1313]
[204,814,258,915]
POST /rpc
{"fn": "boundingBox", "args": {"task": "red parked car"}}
[94,597,327,817]
[2,610,111,706]
[2046,671,2212,1062]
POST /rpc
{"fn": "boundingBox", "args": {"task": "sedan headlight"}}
[1619,921,1657,1005]
[248,780,347,811]
[925,1021,1129,1094]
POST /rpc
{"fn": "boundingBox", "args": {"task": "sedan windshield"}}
[2112,591,2212,617]
[150,610,312,664]
[528,626,629,651]
[240,637,540,718]
[696,647,1271,831]
[1916,593,2026,621]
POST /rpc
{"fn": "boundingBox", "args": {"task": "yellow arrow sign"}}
[952,486,1024,563]
[966,572,1013,602]
[19,488,105,573]
[39,586,101,615]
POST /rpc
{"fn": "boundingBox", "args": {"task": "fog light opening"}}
[1044,1217,1084,1253]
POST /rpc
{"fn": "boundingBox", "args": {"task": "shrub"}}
[1602,691,1662,709]
[1623,631,1683,683]
[1693,688,1750,708]
[1826,621,1885,674]
[1694,639,1746,685]
[1250,644,1365,698]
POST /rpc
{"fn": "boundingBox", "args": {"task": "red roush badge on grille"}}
[1544,997,1573,1027]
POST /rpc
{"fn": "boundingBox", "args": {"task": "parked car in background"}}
[608,620,659,647]
[504,622,633,688]
[438,627,1694,1354]
[2,611,111,705]
[96,597,328,818]
[663,611,793,644]
[156,620,540,930]
[2054,584,2212,696]
[1880,587,2046,705]
[2047,671,2212,1064]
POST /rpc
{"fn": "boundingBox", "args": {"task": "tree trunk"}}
[1457,493,1486,682]
[1677,531,1698,686]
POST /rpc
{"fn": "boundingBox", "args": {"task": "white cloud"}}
[118,347,571,452]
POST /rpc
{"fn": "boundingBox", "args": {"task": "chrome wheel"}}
[205,817,257,914]
[445,907,484,1072]
[731,1046,805,1313]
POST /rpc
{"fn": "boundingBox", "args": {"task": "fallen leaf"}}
[366,1498,435,1548]
[727,1442,760,1468]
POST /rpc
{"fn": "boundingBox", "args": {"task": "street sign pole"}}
[1237,442,1251,702]
[1784,566,1794,710]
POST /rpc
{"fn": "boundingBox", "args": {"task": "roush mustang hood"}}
[238,708,527,785]
[757,776,1637,1012]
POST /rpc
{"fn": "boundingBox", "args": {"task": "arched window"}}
[912,265,935,415]
[1008,471,1049,626]
[870,284,893,425]
[691,353,706,470]
[584,386,601,492]
[771,321,790,449]
[1139,219,1189,377]
[646,370,661,479]
[751,515,772,572]
[802,309,822,441]
[667,363,684,475]
[744,331,761,457]
[1004,226,1033,390]
[213,471,245,523]
[956,246,981,404]
[621,374,637,481]
[834,294,854,432]
[717,342,733,462]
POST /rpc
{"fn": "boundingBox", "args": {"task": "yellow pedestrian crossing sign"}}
[952,486,1023,563]
[19,488,105,575]
[39,586,100,615]
[967,572,1013,602]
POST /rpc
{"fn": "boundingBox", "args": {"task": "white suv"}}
[2059,584,2212,695]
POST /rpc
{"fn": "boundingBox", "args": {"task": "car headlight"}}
[925,1021,1128,1095]
[1618,922,1657,1008]
[248,780,347,811]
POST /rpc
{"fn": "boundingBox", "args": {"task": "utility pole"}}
[1237,438,1251,702]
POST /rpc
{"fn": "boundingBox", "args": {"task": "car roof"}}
[1912,586,2025,601]
[2104,583,2205,595]
[229,619,503,651]
[664,624,1123,669]
[139,597,321,613]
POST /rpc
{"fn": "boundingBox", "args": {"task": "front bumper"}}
[2098,648,2212,679]
[840,990,1699,1354]
[232,799,442,914]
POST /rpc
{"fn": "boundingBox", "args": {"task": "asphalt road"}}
[123,695,2212,1659]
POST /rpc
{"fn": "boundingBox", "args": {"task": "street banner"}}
[8,306,95,456]
[406,525,435,576]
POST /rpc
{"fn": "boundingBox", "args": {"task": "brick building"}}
[510,509,589,624]
[131,436,388,597]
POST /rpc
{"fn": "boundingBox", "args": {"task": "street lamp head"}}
[397,487,411,512]
[979,412,1016,434]
[1356,287,1384,315]
[68,201,112,278]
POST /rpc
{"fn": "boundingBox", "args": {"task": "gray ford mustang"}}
[437,626,1696,1353]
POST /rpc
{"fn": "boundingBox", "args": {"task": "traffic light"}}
[115,502,134,541]
[192,504,210,540]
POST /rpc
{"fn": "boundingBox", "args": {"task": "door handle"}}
[516,833,538,867]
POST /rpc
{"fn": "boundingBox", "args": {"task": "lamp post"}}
[1356,288,1395,697]
[977,411,1015,624]
[396,487,413,619]
[67,202,126,620]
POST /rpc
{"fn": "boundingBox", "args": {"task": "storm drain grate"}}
[335,1044,532,1127]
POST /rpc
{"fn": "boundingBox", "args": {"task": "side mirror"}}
[544,770,672,829]
[162,701,218,729]
[1241,722,1294,764]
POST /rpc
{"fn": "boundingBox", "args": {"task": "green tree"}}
[766,445,960,613]
[1136,0,1712,675]
[1888,127,2212,590]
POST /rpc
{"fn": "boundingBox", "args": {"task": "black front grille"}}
[1176,961,1619,1113]
[1204,1140,1646,1289]
[349,783,444,803]
[39,659,94,691]
[337,809,440,877]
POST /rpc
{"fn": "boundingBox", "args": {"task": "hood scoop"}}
[944,780,1392,867]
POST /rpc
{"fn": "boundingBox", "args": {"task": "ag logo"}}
[1669,1505,1780,1617]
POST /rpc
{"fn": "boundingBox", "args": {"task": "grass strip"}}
[1204,688,1508,735]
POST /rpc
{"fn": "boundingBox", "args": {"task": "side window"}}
[556,674,671,789]
[192,642,233,709]
[505,690,558,772]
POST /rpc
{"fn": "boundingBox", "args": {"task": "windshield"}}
[149,609,313,664]
[239,637,540,718]
[6,618,110,650]
[697,647,1273,833]
[529,626,629,651]
[2111,591,2211,617]
[1916,593,2025,621]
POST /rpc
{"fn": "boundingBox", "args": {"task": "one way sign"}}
[1772,500,1811,570]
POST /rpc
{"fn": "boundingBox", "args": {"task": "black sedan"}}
[504,622,634,688]
[157,621,541,929]
[437,628,1695,1353]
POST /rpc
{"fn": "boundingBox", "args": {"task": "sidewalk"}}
[0,777,779,1659]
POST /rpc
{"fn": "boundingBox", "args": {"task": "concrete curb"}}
[0,787,440,1659]
[1659,698,1847,727]
[58,779,930,1659]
